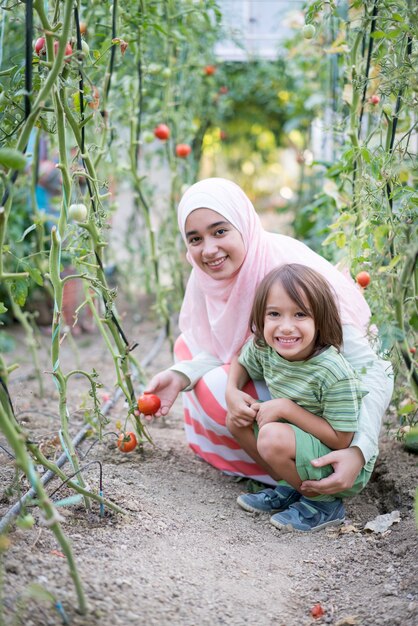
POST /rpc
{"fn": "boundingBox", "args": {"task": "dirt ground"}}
[1,295,417,626]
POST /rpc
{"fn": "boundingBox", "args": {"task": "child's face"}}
[184,208,246,280]
[263,281,316,361]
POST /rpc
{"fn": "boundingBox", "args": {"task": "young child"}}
[226,263,373,532]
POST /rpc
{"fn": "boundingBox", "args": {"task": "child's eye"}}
[295,311,307,318]
[267,311,279,318]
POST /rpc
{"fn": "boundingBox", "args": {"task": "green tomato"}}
[68,203,88,222]
[142,131,155,144]
[0,148,27,171]
[303,24,316,39]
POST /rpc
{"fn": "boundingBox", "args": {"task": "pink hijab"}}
[178,177,370,362]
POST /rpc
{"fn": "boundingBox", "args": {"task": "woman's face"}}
[184,208,246,280]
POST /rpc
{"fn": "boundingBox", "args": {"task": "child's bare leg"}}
[256,423,303,491]
[226,414,281,480]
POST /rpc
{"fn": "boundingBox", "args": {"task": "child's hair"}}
[250,263,343,353]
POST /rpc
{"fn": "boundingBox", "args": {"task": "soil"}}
[1,295,417,626]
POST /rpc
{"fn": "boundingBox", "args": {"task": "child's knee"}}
[257,423,293,459]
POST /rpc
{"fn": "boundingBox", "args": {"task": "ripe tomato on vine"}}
[154,124,170,140]
[117,432,137,453]
[356,271,371,288]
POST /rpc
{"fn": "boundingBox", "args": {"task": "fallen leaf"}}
[50,550,65,558]
[364,510,401,534]
[338,524,360,534]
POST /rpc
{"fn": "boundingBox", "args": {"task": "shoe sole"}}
[236,495,285,514]
[270,516,345,532]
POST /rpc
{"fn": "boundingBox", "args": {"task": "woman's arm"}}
[340,325,394,463]
[255,398,354,450]
[300,325,394,495]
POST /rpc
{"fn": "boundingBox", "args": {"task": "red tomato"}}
[35,37,46,56]
[154,124,170,141]
[204,65,216,75]
[310,603,325,619]
[220,130,227,141]
[219,86,228,94]
[53,40,73,62]
[175,143,192,158]
[410,347,416,355]
[369,94,380,105]
[117,432,137,453]
[137,393,161,415]
[356,271,371,288]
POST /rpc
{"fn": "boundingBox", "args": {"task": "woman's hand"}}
[144,370,189,416]
[225,388,257,428]
[300,446,365,495]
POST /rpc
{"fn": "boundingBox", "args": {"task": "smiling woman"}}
[145,178,393,495]
[184,209,246,280]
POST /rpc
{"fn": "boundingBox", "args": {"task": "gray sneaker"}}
[237,484,301,513]
[270,497,345,532]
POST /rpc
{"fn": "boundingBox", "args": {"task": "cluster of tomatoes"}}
[117,393,161,453]
[152,123,192,159]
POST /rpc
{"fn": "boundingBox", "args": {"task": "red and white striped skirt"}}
[174,335,276,486]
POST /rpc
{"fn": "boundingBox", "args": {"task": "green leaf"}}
[27,266,44,287]
[0,302,7,315]
[373,224,389,253]
[23,583,56,604]
[10,279,28,307]
[17,223,37,243]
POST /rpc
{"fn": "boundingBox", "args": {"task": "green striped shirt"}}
[238,340,367,434]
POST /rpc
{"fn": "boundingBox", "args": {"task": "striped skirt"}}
[174,335,276,486]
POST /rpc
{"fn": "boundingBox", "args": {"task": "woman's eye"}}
[215,228,227,236]
[188,236,201,245]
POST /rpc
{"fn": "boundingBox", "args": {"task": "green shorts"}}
[291,425,373,501]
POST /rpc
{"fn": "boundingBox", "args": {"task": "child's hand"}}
[226,389,257,428]
[253,400,283,429]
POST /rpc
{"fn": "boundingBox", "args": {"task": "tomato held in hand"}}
[356,271,371,288]
[137,393,161,416]
[117,432,137,453]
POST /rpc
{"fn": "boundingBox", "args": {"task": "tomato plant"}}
[117,432,138,453]
[137,393,161,415]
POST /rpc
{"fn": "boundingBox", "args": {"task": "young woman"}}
[145,178,393,497]
[227,264,371,532]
